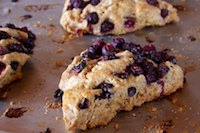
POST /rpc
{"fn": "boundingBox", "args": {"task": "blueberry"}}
[102,54,118,61]
[143,45,156,59]
[102,44,115,55]
[7,43,25,53]
[129,64,144,76]
[152,52,162,63]
[0,31,10,40]
[70,60,87,74]
[146,0,158,6]
[5,23,16,29]
[20,39,35,49]
[10,61,19,71]
[94,82,113,100]
[28,31,36,41]
[145,73,158,83]
[142,61,155,73]
[133,53,145,64]
[86,12,99,24]
[128,87,136,97]
[0,46,9,55]
[92,40,106,48]
[70,0,86,9]
[158,65,169,78]
[124,17,135,28]
[78,98,89,109]
[0,62,6,75]
[19,27,28,33]
[112,38,125,49]
[90,0,101,5]
[100,20,114,33]
[95,91,111,100]
[95,82,113,90]
[54,89,64,100]
[161,9,169,18]
[164,56,177,64]
[82,51,96,59]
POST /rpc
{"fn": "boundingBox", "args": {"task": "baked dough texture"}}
[0,24,36,89]
[59,38,184,130]
[60,0,179,35]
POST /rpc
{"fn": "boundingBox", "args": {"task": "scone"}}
[58,38,184,130]
[60,0,179,35]
[0,24,36,89]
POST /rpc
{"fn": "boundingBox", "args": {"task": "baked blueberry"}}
[100,21,114,33]
[86,12,99,24]
[78,98,89,109]
[10,61,19,71]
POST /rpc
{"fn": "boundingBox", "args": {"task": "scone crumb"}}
[4,107,29,118]
[56,48,64,54]
[46,102,62,109]
[132,113,137,117]
[9,101,15,106]
[54,60,64,68]
[55,116,61,121]
[114,123,120,130]
[150,107,158,112]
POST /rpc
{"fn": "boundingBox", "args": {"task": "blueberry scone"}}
[0,24,36,89]
[58,38,184,130]
[60,0,179,35]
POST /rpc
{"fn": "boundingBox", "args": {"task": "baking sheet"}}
[0,0,200,133]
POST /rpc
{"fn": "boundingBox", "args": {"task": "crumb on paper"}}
[56,48,64,54]
[18,14,32,21]
[55,116,61,121]
[143,125,164,133]
[4,107,29,118]
[46,102,62,109]
[173,5,187,12]
[114,123,120,130]
[132,113,137,117]
[9,101,16,106]
[54,60,64,68]
[150,107,157,112]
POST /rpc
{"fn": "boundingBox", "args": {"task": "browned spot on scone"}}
[4,107,29,118]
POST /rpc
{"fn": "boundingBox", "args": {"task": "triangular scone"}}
[59,38,184,130]
[0,24,36,90]
[60,0,179,35]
